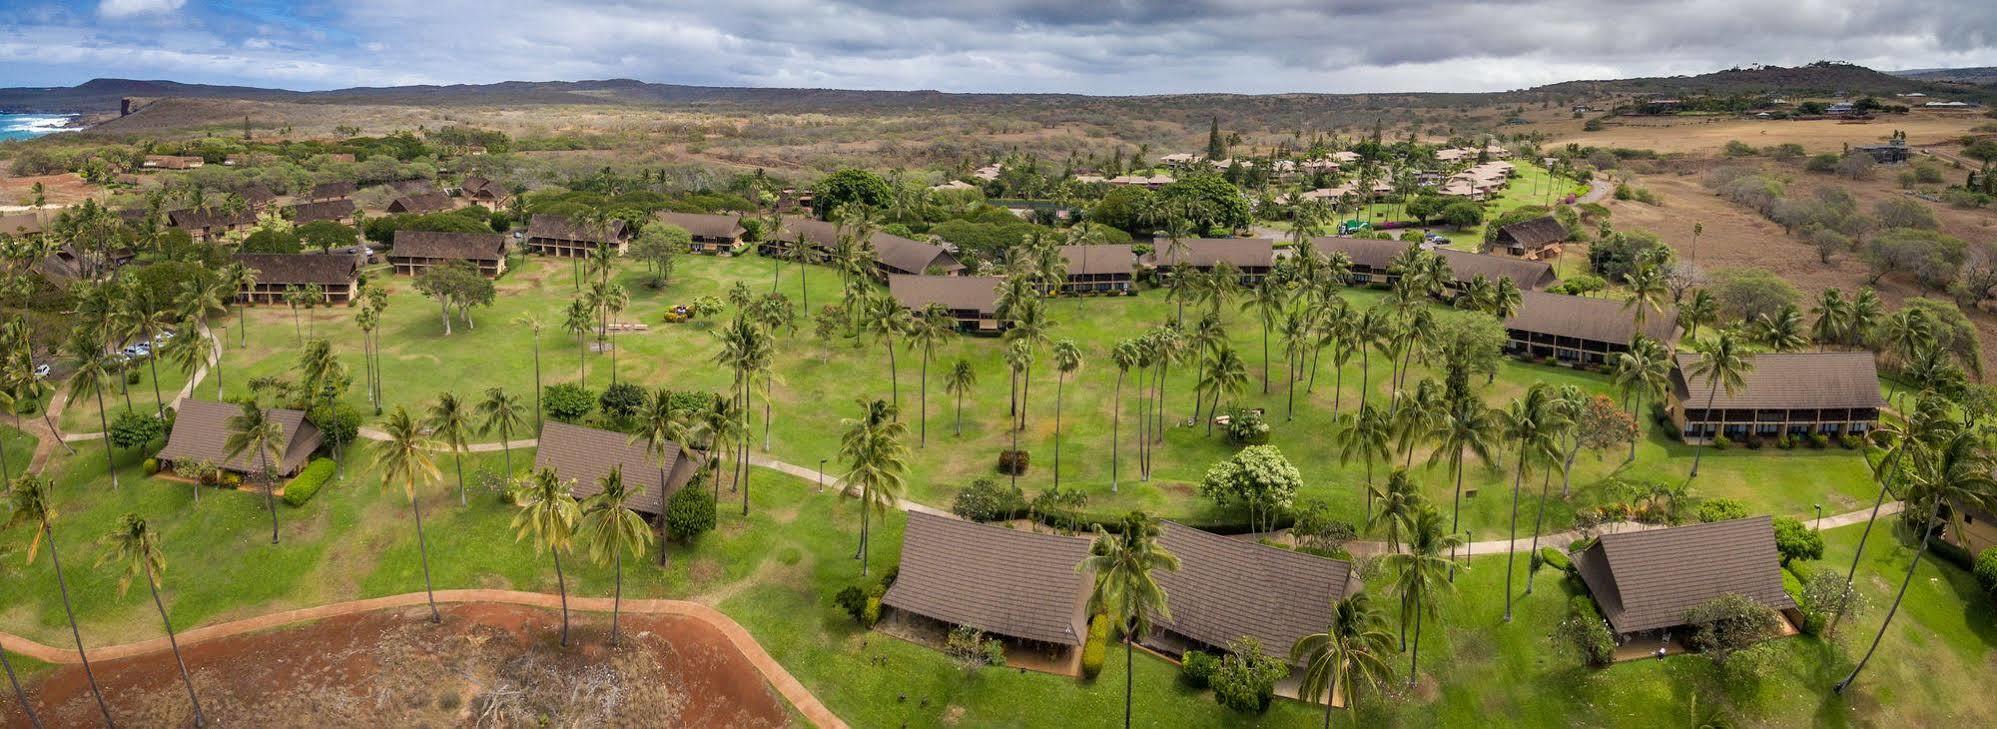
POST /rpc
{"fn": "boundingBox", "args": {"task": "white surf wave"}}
[1,114,77,135]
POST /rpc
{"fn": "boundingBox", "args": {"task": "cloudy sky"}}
[3,0,1997,94]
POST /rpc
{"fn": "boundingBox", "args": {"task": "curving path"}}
[0,589,848,729]
[51,321,222,446]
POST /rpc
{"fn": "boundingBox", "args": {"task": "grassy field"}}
[171,253,1880,541]
[54,355,195,434]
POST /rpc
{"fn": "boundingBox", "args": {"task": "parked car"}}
[33,364,49,379]
[122,343,150,359]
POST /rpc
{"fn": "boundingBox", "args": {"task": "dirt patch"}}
[12,602,790,728]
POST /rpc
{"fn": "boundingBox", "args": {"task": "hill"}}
[1892,66,1997,86]
[1532,61,1983,100]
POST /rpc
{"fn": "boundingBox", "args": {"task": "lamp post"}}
[1814,503,1823,532]
[818,457,827,494]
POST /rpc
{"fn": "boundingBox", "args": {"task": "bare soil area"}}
[8,602,790,728]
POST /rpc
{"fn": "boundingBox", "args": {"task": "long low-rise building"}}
[882,512,1094,647]
[1145,238,1275,284]
[1669,351,1884,443]
[1310,237,1557,292]
[232,252,361,304]
[1150,522,1356,667]
[533,421,703,518]
[388,230,509,277]
[156,399,323,477]
[888,275,1006,332]
[1057,244,1138,294]
[767,216,964,276]
[525,213,628,257]
[168,208,256,240]
[1504,291,1678,367]
[1571,516,1798,639]
[287,199,358,226]
[656,212,747,255]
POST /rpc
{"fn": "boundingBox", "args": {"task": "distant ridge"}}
[1891,67,1997,86]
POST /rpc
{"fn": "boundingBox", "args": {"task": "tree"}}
[1499,385,1565,621]
[1385,505,1463,686]
[225,400,285,543]
[910,305,953,448]
[1109,340,1142,493]
[1679,288,1719,341]
[513,467,583,646]
[1754,304,1809,351]
[563,297,593,387]
[1688,332,1753,478]
[1199,445,1303,534]
[514,314,546,429]
[1050,339,1082,487]
[1079,512,1180,729]
[96,513,205,726]
[632,223,687,287]
[1772,516,1825,564]
[1291,593,1396,728]
[427,391,474,505]
[374,405,443,622]
[64,333,122,490]
[840,399,908,576]
[413,261,495,335]
[1861,228,1965,291]
[1337,405,1394,519]
[1158,174,1252,232]
[3,474,115,725]
[1196,344,1249,437]
[812,169,893,219]
[1610,335,1672,462]
[1427,394,1499,574]
[577,467,653,645]
[477,387,527,477]
[1438,200,1484,229]
[944,358,976,437]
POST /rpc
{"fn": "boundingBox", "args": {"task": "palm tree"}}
[1003,340,1033,487]
[176,276,229,394]
[1185,313,1226,421]
[514,467,583,646]
[64,331,122,489]
[1368,469,1423,557]
[1609,335,1672,463]
[477,387,526,477]
[7,475,114,725]
[374,406,443,623]
[1242,278,1285,393]
[1003,296,1055,431]
[577,467,653,646]
[1291,593,1396,727]
[1527,385,1586,592]
[1108,339,1143,494]
[98,513,204,726]
[1051,340,1083,488]
[1385,505,1463,686]
[225,400,285,543]
[1427,393,1498,578]
[1351,306,1389,411]
[1827,400,1945,637]
[1811,288,1853,350]
[1836,427,1997,694]
[864,293,913,411]
[1078,512,1180,729]
[1279,305,1311,419]
[1678,288,1719,342]
[223,262,255,348]
[634,387,697,567]
[1687,332,1753,478]
[1622,263,1668,340]
[0,541,39,727]
[840,399,907,576]
[1197,344,1249,437]
[909,304,952,447]
[563,297,593,387]
[1336,405,1393,518]
[944,359,976,437]
[115,272,175,418]
[427,391,474,505]
[1499,385,1564,621]
[514,314,546,429]
[161,315,211,405]
[1754,304,1808,352]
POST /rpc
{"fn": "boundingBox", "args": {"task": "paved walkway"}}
[0,589,847,729]
[1421,499,1903,557]
[1576,178,1614,205]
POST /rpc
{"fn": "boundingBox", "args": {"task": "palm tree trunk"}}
[1407,600,1424,688]
[919,346,930,447]
[1829,475,1897,636]
[859,487,873,577]
[0,645,39,729]
[885,338,899,415]
[260,451,278,543]
[1525,468,1553,596]
[531,336,543,429]
[1286,347,1297,420]
[1054,372,1065,488]
[237,305,247,348]
[1836,501,1939,694]
[577,333,588,389]
[500,439,512,479]
[453,451,466,506]
[1690,386,1719,477]
[96,388,119,489]
[147,573,204,727]
[1123,635,1135,729]
[146,334,166,418]
[47,528,115,727]
[1261,317,1271,393]
[1358,352,1371,411]
[410,497,440,622]
[1020,363,1033,433]
[1155,362,1170,446]
[1504,447,1526,621]
[954,388,964,437]
[553,549,572,646]
[611,549,624,646]
[1111,370,1123,493]
[1448,460,1464,582]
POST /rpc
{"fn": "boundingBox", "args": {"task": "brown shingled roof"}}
[232,253,360,287]
[526,214,626,244]
[1147,238,1275,269]
[1494,216,1568,249]
[386,179,438,196]
[156,399,322,475]
[168,208,256,231]
[655,212,746,240]
[1058,244,1138,276]
[1435,248,1557,290]
[888,275,1002,314]
[532,421,699,516]
[391,230,506,262]
[1570,516,1796,634]
[881,513,1094,645]
[288,199,356,224]
[1154,523,1354,663]
[388,193,454,215]
[309,182,357,200]
[1670,352,1885,411]
[871,233,962,275]
[1308,236,1404,270]
[1505,290,1678,347]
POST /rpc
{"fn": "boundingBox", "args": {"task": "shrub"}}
[1838,434,1863,449]
[834,585,869,625]
[664,485,717,542]
[1808,433,1830,449]
[950,477,1026,521]
[1080,614,1112,679]
[308,402,363,448]
[1712,434,1733,450]
[1975,548,1997,601]
[1560,596,1616,666]
[597,381,646,422]
[1289,498,1357,554]
[542,382,594,422]
[1223,407,1271,445]
[1697,498,1751,523]
[945,626,1006,670]
[126,369,142,385]
[281,458,336,507]
[1179,649,1220,688]
[1684,593,1783,663]
[1539,547,1572,573]
[1772,516,1825,564]
[1799,568,1870,637]
[1775,435,1794,450]
[996,449,1030,475]
[108,410,166,452]
[142,457,160,476]
[1210,638,1286,713]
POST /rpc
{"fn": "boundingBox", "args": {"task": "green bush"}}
[664,485,717,542]
[1223,408,1271,445]
[1838,434,1864,449]
[834,585,869,624]
[1179,650,1219,688]
[1539,547,1572,573]
[109,410,165,451]
[1684,593,1783,662]
[950,477,1026,522]
[542,382,595,422]
[1560,596,1616,666]
[142,457,160,475]
[1772,516,1825,564]
[1697,498,1751,523]
[1808,432,1830,449]
[996,449,1030,476]
[281,458,336,507]
[1975,548,1997,601]
[1712,434,1732,450]
[1210,638,1286,713]
[1080,614,1112,679]
[862,596,881,627]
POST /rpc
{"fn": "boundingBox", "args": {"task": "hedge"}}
[1080,613,1112,680]
[1539,547,1572,573]
[281,458,336,507]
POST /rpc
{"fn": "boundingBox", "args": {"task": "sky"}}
[2,0,1997,95]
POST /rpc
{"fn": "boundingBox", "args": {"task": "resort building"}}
[1056,244,1138,294]
[1503,291,1678,367]
[156,399,323,478]
[387,192,455,215]
[882,513,1094,654]
[168,208,257,240]
[1310,237,1557,292]
[231,253,362,304]
[657,212,748,255]
[1146,238,1276,284]
[307,182,357,202]
[888,275,1006,332]
[533,421,703,518]
[1570,516,1800,640]
[142,155,204,170]
[524,213,629,257]
[1668,351,1885,443]
[388,230,509,277]
[287,199,358,226]
[1150,523,1357,672]
[458,175,509,205]
[1488,215,1568,258]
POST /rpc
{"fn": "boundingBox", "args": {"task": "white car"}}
[33,364,49,379]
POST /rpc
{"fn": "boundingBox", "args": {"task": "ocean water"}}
[0,113,75,141]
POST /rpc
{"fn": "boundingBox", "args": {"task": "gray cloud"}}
[4,0,1996,93]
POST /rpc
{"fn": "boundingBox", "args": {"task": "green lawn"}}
[55,355,195,434]
[0,423,34,481]
[174,253,1875,541]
